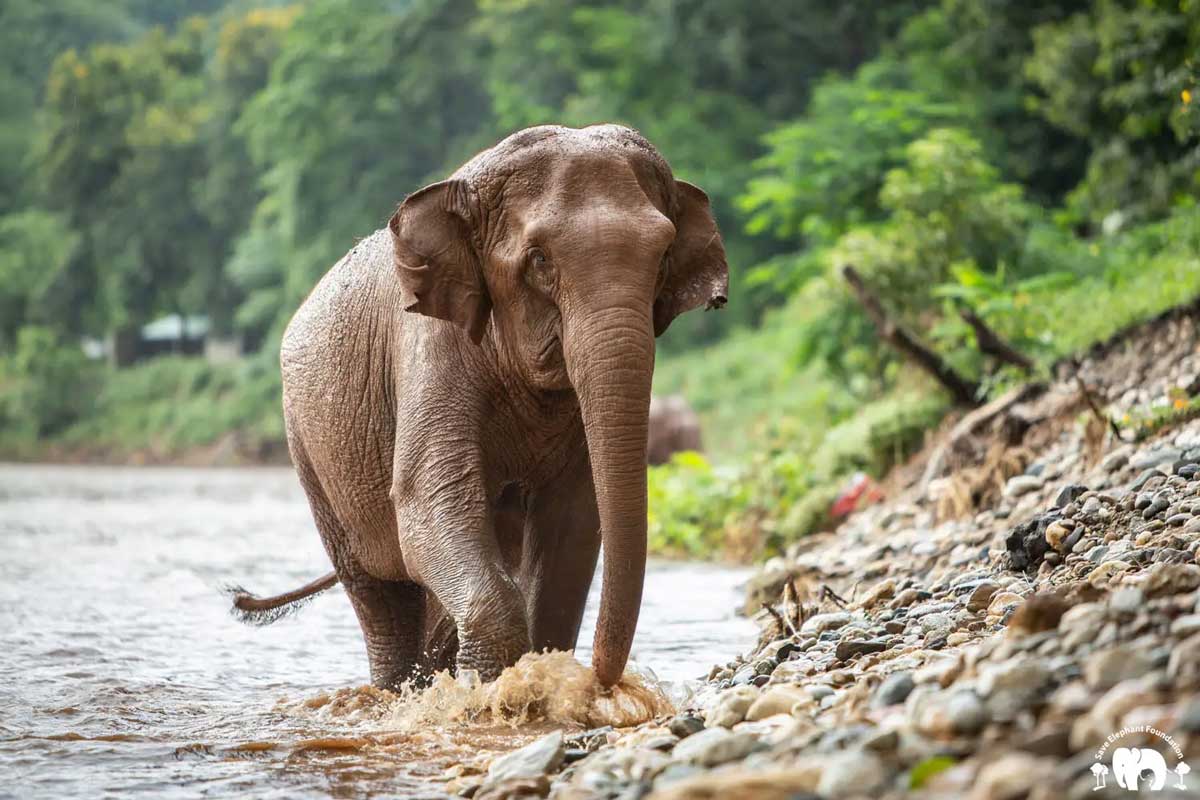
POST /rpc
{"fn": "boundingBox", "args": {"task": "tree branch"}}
[958,306,1035,372]
[842,266,980,406]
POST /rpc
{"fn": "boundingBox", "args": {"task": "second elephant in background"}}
[647,394,703,466]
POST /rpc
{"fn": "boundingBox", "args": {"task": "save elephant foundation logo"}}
[1091,725,1189,791]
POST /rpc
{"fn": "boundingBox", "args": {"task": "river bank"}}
[460,304,1200,798]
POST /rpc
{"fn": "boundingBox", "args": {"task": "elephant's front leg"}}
[520,452,601,653]
[396,484,530,682]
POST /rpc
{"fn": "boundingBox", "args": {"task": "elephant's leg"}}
[399,501,530,682]
[292,445,425,689]
[521,453,601,653]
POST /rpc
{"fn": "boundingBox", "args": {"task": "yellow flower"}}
[1175,398,1189,410]
[1184,89,1193,105]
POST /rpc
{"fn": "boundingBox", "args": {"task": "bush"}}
[0,326,98,443]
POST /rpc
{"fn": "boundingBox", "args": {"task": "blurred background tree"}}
[2,0,1198,556]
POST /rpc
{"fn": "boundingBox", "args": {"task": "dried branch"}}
[1076,376,1125,441]
[842,266,980,406]
[958,306,1036,372]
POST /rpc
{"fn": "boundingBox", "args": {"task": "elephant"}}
[646,394,703,466]
[1113,746,1168,791]
[229,124,728,690]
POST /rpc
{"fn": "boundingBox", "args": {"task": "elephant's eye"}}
[526,247,556,295]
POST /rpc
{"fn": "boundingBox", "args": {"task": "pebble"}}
[966,582,1000,612]
[706,686,760,728]
[1084,645,1153,690]
[667,715,704,739]
[1004,475,1044,498]
[817,750,888,796]
[745,686,810,721]
[871,672,915,708]
[987,591,1023,617]
[835,638,888,661]
[670,728,760,767]
[799,612,851,636]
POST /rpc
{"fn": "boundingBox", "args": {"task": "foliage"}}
[0,327,98,443]
[3,0,1200,564]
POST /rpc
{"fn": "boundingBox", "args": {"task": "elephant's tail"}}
[224,571,339,626]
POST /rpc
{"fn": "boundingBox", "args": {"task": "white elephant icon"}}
[1112,746,1168,791]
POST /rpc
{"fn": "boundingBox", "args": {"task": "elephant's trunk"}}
[564,303,654,687]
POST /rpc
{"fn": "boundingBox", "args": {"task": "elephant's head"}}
[388,125,728,686]
[1113,746,1168,791]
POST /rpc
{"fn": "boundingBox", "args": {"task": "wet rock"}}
[670,727,760,767]
[706,685,760,728]
[487,731,564,783]
[1084,645,1152,691]
[667,715,704,740]
[474,775,549,800]
[745,686,811,721]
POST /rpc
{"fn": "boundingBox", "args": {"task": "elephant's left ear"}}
[653,180,729,337]
[389,179,492,345]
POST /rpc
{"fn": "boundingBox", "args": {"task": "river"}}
[0,464,755,798]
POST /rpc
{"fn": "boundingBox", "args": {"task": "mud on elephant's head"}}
[388,124,728,685]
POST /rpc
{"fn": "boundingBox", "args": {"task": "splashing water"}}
[0,465,754,798]
[291,651,675,733]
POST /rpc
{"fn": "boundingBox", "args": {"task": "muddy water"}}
[0,464,754,798]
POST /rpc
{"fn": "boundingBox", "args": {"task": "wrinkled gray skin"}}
[647,395,703,466]
[274,125,727,689]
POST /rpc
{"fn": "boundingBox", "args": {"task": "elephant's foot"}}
[453,588,531,682]
[342,575,427,691]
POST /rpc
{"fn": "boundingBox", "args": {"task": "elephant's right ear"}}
[389,179,491,345]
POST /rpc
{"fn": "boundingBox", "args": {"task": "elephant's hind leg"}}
[292,445,426,689]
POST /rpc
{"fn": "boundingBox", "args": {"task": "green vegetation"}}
[1,1,1198,560]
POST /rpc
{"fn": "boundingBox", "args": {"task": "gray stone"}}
[1131,469,1165,492]
[817,750,888,796]
[1132,448,1182,471]
[1054,484,1088,508]
[799,612,852,636]
[835,638,888,661]
[873,672,915,708]
[487,731,565,782]
[1005,474,1044,498]
[670,727,760,767]
[705,685,760,728]
[667,715,704,739]
[1084,645,1153,691]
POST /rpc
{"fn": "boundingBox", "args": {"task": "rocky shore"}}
[460,307,1200,799]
